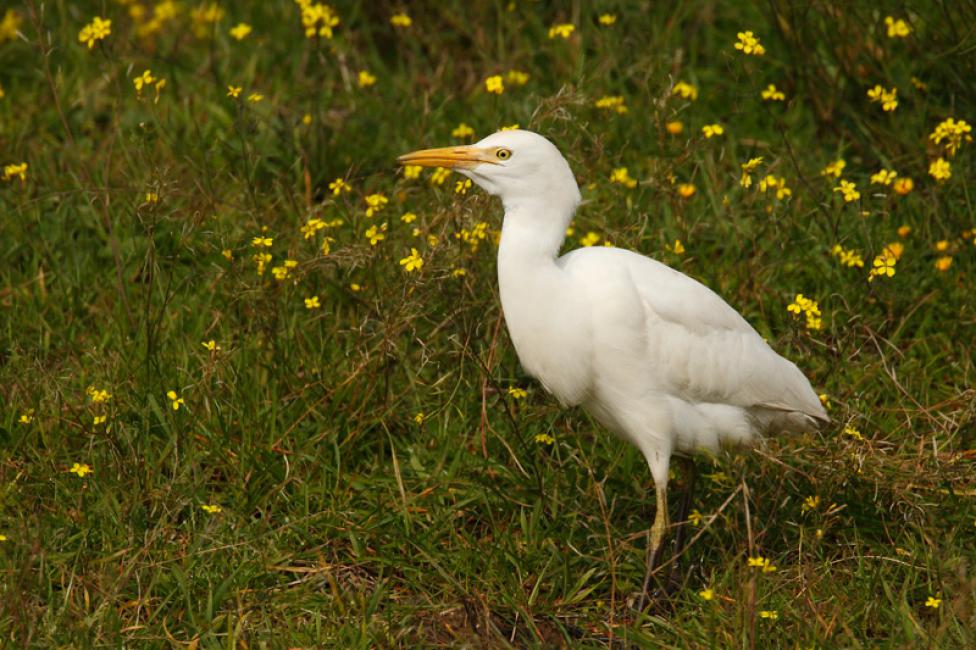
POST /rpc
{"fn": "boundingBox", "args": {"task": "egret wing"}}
[560,247,827,422]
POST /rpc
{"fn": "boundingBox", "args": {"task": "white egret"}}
[398,130,828,606]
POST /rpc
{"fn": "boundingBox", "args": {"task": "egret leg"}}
[669,457,698,589]
[636,483,668,612]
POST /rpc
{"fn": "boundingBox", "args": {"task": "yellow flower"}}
[400,212,417,224]
[430,167,451,185]
[759,610,779,620]
[304,296,321,309]
[925,596,941,609]
[93,415,107,426]
[201,504,222,514]
[672,81,698,101]
[868,253,897,281]
[0,534,7,542]
[365,193,389,217]
[402,165,422,180]
[884,16,911,38]
[246,92,263,103]
[452,123,475,139]
[506,70,529,86]
[934,256,953,272]
[145,191,160,205]
[484,75,504,94]
[929,118,972,157]
[253,252,271,275]
[413,412,425,424]
[329,177,351,195]
[151,77,166,103]
[821,159,846,178]
[747,556,766,568]
[698,588,714,601]
[870,169,898,185]
[251,236,273,247]
[0,9,22,43]
[761,84,785,101]
[229,22,252,40]
[78,16,111,49]
[190,3,225,38]
[320,237,335,255]
[787,294,822,330]
[819,393,830,408]
[227,85,242,98]
[358,70,377,88]
[831,244,865,268]
[455,179,472,194]
[390,13,412,28]
[301,218,326,239]
[548,23,575,39]
[677,183,696,198]
[834,179,860,202]
[897,225,912,238]
[364,223,388,245]
[19,409,34,424]
[2,163,28,183]
[801,495,821,513]
[934,240,949,252]
[883,242,904,260]
[733,30,766,56]
[399,248,424,272]
[595,96,628,114]
[508,387,528,399]
[202,340,220,351]
[298,1,340,39]
[739,157,763,188]
[701,124,724,138]
[69,463,93,477]
[166,390,184,410]
[893,177,914,195]
[87,386,112,403]
[534,433,555,445]
[271,265,289,280]
[580,232,601,247]
[598,14,617,26]
[610,167,637,189]
[133,69,156,96]
[867,85,898,112]
[452,268,467,278]
[665,121,684,135]
[500,124,520,131]
[757,175,792,199]
[687,508,702,525]
[929,158,951,181]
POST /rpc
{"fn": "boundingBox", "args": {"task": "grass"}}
[2,1,975,647]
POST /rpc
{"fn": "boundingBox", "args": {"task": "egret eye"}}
[496,148,512,160]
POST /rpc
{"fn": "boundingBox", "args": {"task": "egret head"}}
[398,129,581,212]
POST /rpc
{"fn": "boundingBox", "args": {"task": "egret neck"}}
[496,191,593,407]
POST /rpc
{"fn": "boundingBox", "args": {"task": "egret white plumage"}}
[398,129,828,606]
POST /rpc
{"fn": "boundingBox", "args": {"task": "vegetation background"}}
[1,1,974,647]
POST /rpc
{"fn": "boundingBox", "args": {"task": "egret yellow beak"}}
[397,145,496,169]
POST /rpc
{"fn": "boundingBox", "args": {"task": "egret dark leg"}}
[636,484,668,612]
[668,457,698,589]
